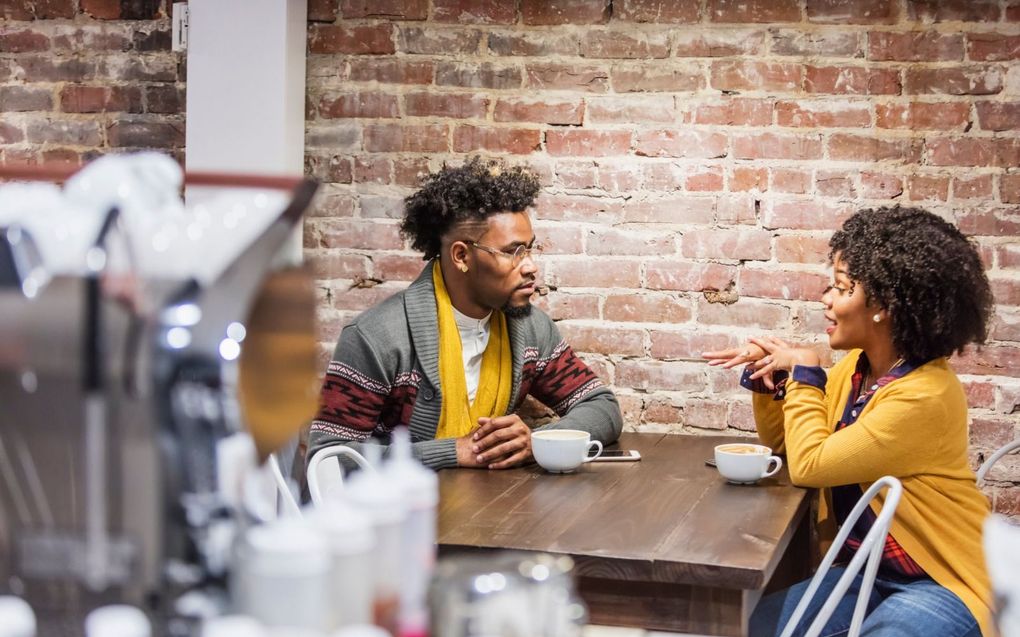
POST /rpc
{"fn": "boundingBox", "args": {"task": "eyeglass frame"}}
[465,240,543,267]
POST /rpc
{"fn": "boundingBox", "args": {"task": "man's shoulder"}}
[508,305,560,346]
[346,286,414,341]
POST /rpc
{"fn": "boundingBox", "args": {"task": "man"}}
[308,157,622,470]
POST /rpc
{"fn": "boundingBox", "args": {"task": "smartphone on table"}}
[587,448,641,462]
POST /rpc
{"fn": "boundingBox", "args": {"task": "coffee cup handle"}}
[583,440,603,463]
[762,455,783,479]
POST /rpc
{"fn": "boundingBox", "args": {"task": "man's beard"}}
[501,301,533,318]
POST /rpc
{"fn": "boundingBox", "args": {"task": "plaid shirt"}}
[741,357,927,578]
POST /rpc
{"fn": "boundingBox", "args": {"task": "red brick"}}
[305,122,361,151]
[612,63,704,92]
[454,125,541,155]
[374,255,428,282]
[709,0,800,22]
[588,228,674,256]
[966,33,1020,61]
[906,67,1003,96]
[308,24,395,55]
[581,30,669,59]
[364,123,450,153]
[776,100,871,128]
[532,292,600,321]
[0,122,23,144]
[521,0,611,25]
[12,56,94,83]
[317,91,399,119]
[804,65,901,95]
[616,360,707,392]
[145,85,183,115]
[0,0,74,19]
[776,235,832,264]
[686,166,725,192]
[957,208,1020,235]
[626,196,717,224]
[309,253,371,281]
[305,154,353,184]
[649,330,735,360]
[686,399,733,431]
[307,189,357,218]
[0,86,52,111]
[868,31,964,62]
[527,63,609,93]
[25,118,103,146]
[106,118,182,148]
[976,102,1020,132]
[991,277,1020,305]
[739,267,829,301]
[731,167,768,192]
[554,161,598,189]
[908,174,950,201]
[434,0,513,23]
[597,160,643,192]
[860,172,904,199]
[909,0,1000,21]
[0,29,50,53]
[772,168,812,193]
[39,148,85,166]
[339,0,426,19]
[807,0,896,23]
[733,132,823,160]
[132,28,170,52]
[319,220,403,250]
[953,345,1020,377]
[638,163,684,192]
[534,224,584,254]
[711,60,802,92]
[547,129,630,157]
[771,29,861,57]
[646,261,736,292]
[558,324,644,357]
[404,92,488,119]
[953,175,994,199]
[991,306,1020,341]
[61,85,142,113]
[1009,2,1020,22]
[692,98,773,126]
[962,381,998,411]
[547,258,641,288]
[698,298,793,329]
[488,32,578,56]
[533,194,625,224]
[634,130,726,159]
[674,28,765,57]
[492,98,581,125]
[436,61,522,89]
[926,137,998,167]
[308,0,337,21]
[606,293,691,323]
[681,228,771,260]
[80,0,120,19]
[1001,174,1020,203]
[586,96,675,125]
[348,58,433,84]
[827,134,920,162]
[353,159,392,185]
[616,0,700,23]
[398,27,481,55]
[644,397,684,424]
[816,171,856,198]
[876,101,970,131]
[765,200,852,230]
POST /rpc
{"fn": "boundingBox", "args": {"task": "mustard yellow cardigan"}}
[752,350,993,636]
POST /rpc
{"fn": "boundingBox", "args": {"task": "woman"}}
[704,206,995,637]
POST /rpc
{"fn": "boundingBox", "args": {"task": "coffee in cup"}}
[532,429,602,473]
[714,443,782,484]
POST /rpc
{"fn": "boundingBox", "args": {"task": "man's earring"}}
[873,314,881,323]
[459,264,468,273]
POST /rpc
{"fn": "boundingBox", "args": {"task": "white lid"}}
[384,429,438,508]
[329,625,390,637]
[306,503,375,555]
[0,596,35,637]
[244,520,330,575]
[202,616,267,637]
[84,605,151,637]
[343,446,407,525]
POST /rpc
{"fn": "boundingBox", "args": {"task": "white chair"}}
[306,445,374,506]
[779,476,903,637]
[977,439,1020,485]
[985,515,1020,637]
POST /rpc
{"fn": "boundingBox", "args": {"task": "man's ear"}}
[450,240,470,273]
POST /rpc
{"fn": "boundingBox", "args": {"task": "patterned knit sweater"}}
[309,262,623,470]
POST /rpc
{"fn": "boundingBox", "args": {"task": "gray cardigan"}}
[309,262,623,470]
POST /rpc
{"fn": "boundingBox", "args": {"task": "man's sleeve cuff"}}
[791,365,827,390]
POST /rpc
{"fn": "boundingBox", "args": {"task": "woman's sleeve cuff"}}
[790,365,827,390]
[740,367,790,399]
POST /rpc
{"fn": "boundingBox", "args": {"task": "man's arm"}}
[308,324,458,471]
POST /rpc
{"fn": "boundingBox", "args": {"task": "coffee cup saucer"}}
[725,479,759,485]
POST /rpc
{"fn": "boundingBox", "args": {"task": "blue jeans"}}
[750,567,981,637]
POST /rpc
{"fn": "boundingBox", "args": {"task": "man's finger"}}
[488,449,531,470]
[477,437,527,464]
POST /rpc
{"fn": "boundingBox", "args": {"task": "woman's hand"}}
[747,336,821,389]
[702,343,767,369]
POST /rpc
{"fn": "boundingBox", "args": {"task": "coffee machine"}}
[0,161,319,635]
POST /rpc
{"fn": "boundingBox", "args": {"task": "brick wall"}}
[0,0,184,167]
[304,0,1020,516]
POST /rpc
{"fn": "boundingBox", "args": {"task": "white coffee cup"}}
[532,429,602,473]
[714,443,783,484]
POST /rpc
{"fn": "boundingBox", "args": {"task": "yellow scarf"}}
[432,261,512,439]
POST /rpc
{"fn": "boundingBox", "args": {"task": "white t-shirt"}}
[452,306,492,402]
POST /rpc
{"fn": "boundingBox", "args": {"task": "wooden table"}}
[437,432,812,636]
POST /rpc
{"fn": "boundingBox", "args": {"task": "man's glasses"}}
[466,241,544,267]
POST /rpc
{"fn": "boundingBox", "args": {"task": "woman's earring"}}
[873,314,882,323]
[459,264,468,273]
